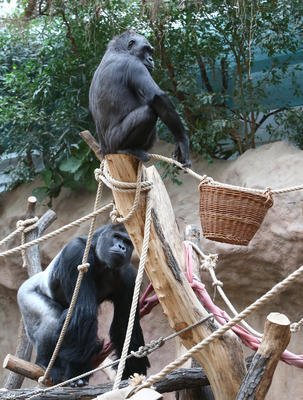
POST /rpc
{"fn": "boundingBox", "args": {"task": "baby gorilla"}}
[17,223,149,386]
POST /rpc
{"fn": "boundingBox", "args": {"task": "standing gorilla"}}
[17,223,149,386]
[89,30,191,166]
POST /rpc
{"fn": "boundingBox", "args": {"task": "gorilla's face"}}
[95,224,134,268]
[127,34,154,72]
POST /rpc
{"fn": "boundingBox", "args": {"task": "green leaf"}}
[32,186,49,202]
[59,157,82,173]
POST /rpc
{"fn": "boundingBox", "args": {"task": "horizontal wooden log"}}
[0,368,209,399]
[3,355,52,387]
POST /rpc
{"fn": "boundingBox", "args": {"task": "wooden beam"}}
[80,130,102,161]
[236,312,291,400]
[105,154,246,400]
[0,367,210,399]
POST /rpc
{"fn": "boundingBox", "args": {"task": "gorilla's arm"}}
[129,61,191,166]
[52,240,102,364]
[109,264,149,379]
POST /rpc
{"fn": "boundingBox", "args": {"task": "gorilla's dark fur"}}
[17,223,149,386]
[89,30,191,166]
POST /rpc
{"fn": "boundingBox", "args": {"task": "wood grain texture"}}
[105,154,246,400]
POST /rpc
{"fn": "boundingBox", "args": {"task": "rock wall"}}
[0,141,302,398]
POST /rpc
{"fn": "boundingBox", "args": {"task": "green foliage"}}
[146,0,303,157]
[1,0,302,199]
[0,1,144,200]
[267,107,303,149]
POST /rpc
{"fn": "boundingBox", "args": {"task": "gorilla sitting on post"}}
[17,223,149,386]
[89,30,191,167]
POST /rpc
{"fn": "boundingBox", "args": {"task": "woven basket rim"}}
[199,182,273,207]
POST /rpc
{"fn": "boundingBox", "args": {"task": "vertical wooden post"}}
[106,154,246,400]
[237,312,291,400]
[3,198,56,389]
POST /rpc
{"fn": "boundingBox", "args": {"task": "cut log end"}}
[267,312,290,326]
[3,354,52,386]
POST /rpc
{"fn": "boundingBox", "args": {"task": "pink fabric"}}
[184,241,303,368]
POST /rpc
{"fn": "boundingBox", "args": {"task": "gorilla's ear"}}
[128,40,135,50]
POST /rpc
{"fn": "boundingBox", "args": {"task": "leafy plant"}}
[1,0,302,200]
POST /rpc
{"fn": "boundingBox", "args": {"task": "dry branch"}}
[0,367,209,399]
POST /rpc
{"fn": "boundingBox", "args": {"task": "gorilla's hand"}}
[173,140,191,168]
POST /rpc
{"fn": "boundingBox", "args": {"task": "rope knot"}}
[77,263,90,273]
[110,207,122,223]
[131,338,164,359]
[16,220,26,230]
[290,318,303,333]
[94,167,102,182]
[212,279,223,288]
[200,254,218,271]
[38,375,47,386]
[16,217,39,232]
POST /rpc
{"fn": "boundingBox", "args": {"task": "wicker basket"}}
[199,183,273,246]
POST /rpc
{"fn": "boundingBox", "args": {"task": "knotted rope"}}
[95,160,152,224]
[0,205,113,259]
[0,217,39,269]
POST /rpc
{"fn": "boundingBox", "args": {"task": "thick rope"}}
[0,203,113,259]
[95,160,153,224]
[149,154,303,195]
[0,217,38,247]
[113,186,153,388]
[132,264,303,392]
[39,178,105,384]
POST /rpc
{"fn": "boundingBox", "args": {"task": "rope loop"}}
[212,279,223,288]
[98,159,153,193]
[200,254,218,271]
[77,263,90,273]
[16,216,39,231]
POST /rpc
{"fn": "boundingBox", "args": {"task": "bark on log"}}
[3,200,57,390]
[0,367,209,400]
[105,154,246,400]
[236,312,291,400]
